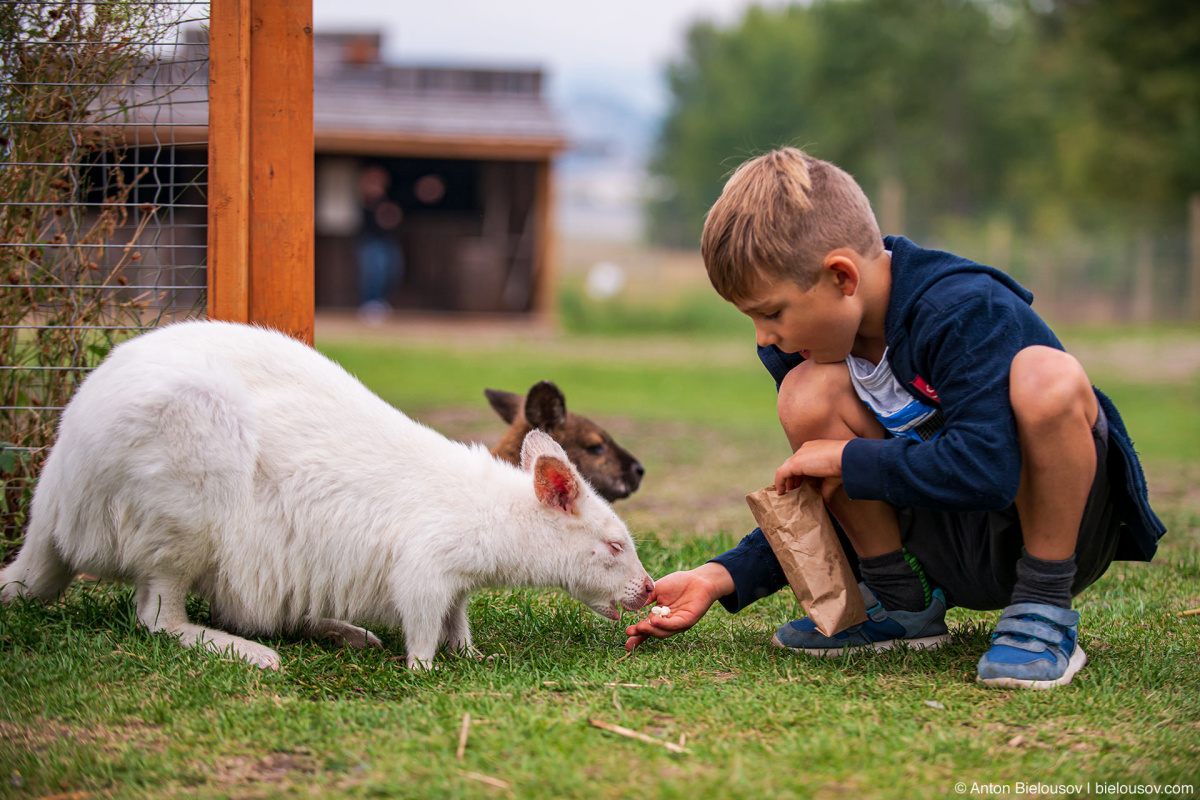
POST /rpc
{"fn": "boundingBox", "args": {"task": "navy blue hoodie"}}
[711,236,1166,613]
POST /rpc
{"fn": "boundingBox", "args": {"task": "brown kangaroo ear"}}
[485,388,523,424]
[524,381,566,432]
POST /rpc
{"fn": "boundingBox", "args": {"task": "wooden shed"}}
[311,33,567,315]
[109,28,568,320]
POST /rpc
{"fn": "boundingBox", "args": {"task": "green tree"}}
[648,6,819,247]
[648,0,1051,246]
[1036,0,1200,222]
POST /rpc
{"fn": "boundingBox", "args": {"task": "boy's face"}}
[734,268,861,363]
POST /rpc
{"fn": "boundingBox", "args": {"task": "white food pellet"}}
[651,605,671,617]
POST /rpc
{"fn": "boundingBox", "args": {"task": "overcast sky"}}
[310,0,789,113]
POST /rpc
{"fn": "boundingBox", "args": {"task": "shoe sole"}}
[976,645,1087,690]
[771,631,951,658]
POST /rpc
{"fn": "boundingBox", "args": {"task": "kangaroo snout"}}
[633,575,655,609]
[618,574,655,613]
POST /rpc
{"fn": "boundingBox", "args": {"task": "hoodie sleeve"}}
[841,283,1053,511]
[706,528,790,613]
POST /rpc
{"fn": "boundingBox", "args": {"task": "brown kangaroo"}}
[486,381,644,502]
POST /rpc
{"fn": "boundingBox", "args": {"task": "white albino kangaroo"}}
[0,321,654,670]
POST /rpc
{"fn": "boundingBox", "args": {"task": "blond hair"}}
[701,148,882,301]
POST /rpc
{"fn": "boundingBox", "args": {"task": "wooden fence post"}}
[531,158,558,321]
[1189,194,1200,322]
[208,0,314,344]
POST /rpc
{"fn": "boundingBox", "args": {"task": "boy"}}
[624,147,1165,689]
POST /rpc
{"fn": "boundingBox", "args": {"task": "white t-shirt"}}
[846,349,945,442]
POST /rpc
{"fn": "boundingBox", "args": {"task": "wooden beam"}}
[247,0,314,344]
[315,129,566,161]
[207,0,314,345]
[1190,193,1200,321]
[206,0,251,324]
[530,158,558,322]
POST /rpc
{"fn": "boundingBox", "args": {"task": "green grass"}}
[1092,380,1200,462]
[558,283,751,338]
[318,335,781,435]
[2,327,1199,798]
[2,540,1197,798]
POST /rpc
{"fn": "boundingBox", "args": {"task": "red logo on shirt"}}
[911,376,940,403]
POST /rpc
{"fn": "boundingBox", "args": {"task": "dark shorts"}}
[859,406,1121,611]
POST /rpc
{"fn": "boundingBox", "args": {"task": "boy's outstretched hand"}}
[623,562,734,651]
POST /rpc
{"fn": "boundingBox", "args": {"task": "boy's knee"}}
[1009,346,1097,427]
[777,360,858,443]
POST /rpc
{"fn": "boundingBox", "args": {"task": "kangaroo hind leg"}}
[303,618,383,650]
[136,577,281,671]
[0,530,74,604]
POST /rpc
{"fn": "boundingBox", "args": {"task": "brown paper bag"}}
[745,483,867,637]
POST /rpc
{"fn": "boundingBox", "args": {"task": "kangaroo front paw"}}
[232,641,282,671]
[405,654,441,670]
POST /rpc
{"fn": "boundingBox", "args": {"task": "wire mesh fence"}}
[1,1,210,549]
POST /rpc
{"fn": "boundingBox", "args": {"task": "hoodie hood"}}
[884,235,1033,343]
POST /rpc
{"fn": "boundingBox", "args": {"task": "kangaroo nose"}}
[642,576,654,597]
[632,461,645,479]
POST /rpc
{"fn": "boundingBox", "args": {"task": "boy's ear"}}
[823,249,861,297]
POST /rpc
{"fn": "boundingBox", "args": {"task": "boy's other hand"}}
[623,563,733,651]
[775,439,848,497]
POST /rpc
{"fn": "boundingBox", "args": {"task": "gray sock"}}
[859,548,931,612]
[1009,550,1076,610]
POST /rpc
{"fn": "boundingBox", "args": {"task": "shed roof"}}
[116,31,568,160]
[314,66,567,159]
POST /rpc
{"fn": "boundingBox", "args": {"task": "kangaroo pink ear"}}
[522,430,579,514]
[533,454,580,515]
[520,429,568,471]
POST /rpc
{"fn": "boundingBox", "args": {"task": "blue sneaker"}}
[771,585,951,657]
[977,602,1086,690]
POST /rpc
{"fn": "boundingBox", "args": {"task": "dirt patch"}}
[203,750,319,786]
[1064,333,1200,385]
[0,718,165,757]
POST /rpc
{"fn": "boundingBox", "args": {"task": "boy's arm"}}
[706,527,790,612]
[841,286,1055,511]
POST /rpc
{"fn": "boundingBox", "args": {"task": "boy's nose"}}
[754,324,776,349]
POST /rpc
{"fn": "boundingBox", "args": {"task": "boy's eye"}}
[763,311,780,321]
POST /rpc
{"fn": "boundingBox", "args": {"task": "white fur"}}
[1,321,653,669]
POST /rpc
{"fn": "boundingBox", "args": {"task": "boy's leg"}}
[1010,346,1099,566]
[978,345,1099,689]
[776,360,901,558]
[773,361,948,655]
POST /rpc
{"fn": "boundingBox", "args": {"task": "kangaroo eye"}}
[606,541,623,555]
[587,444,606,456]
